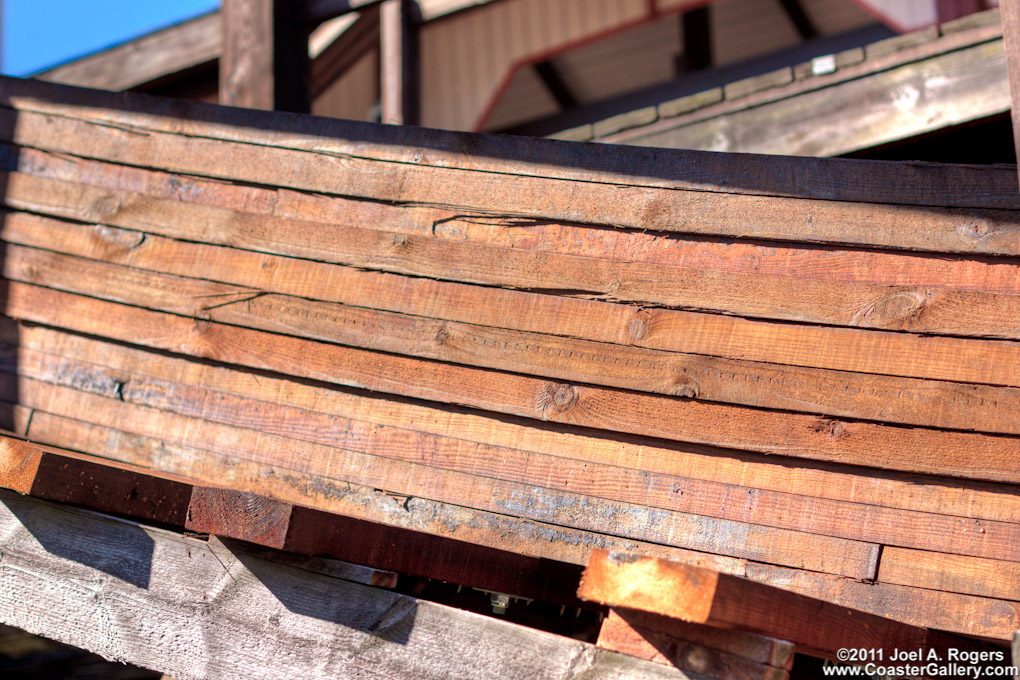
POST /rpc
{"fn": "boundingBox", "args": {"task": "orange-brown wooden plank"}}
[596,609,790,680]
[10,211,1020,438]
[579,550,1005,660]
[1,105,1020,257]
[877,547,1020,601]
[25,407,1017,640]
[11,320,1020,528]
[7,345,1019,566]
[6,279,1020,488]
[2,73,1018,211]
[8,142,1020,297]
[6,169,1020,341]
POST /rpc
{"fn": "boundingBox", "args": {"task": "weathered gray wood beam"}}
[38,12,221,91]
[607,31,1009,158]
[380,0,420,124]
[1002,0,1020,191]
[0,491,692,680]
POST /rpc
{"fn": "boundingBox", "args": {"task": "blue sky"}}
[4,0,219,76]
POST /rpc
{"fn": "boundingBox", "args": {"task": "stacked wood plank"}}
[0,73,1019,661]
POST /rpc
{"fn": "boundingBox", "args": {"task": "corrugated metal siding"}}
[312,48,379,121]
[420,0,648,130]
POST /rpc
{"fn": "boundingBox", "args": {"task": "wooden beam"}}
[578,551,1006,662]
[1002,0,1020,187]
[38,13,221,91]
[3,73,1018,211]
[220,0,310,112]
[596,609,793,679]
[0,492,691,680]
[380,0,418,124]
[0,435,583,603]
[607,19,1010,158]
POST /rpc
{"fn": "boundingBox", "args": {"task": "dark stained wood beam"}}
[778,0,818,40]
[220,0,311,112]
[678,7,712,73]
[534,60,579,110]
[1003,0,1020,193]
[380,0,420,125]
[578,550,1006,662]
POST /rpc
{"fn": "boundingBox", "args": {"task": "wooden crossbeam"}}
[0,492,690,680]
[578,551,1005,662]
[596,609,793,679]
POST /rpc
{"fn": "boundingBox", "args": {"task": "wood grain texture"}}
[7,171,1020,341]
[596,610,789,680]
[23,410,1019,641]
[6,274,1020,488]
[10,373,878,578]
[10,208,1020,438]
[2,73,1017,210]
[579,551,1003,660]
[877,547,1020,601]
[0,492,693,680]
[9,351,1018,565]
[15,322,1020,527]
[10,143,1020,298]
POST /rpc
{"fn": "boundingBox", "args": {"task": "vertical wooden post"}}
[1003,0,1020,190]
[220,0,310,113]
[380,0,419,125]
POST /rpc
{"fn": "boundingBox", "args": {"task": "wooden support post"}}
[220,0,310,112]
[1003,0,1020,183]
[380,0,419,125]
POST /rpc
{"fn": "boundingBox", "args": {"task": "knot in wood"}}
[538,382,578,418]
[856,290,928,328]
[813,418,847,440]
[684,646,711,673]
[91,194,123,220]
[960,216,991,239]
[434,327,449,345]
[628,318,647,340]
[670,372,700,399]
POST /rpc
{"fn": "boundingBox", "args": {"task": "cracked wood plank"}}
[8,212,1020,436]
[1,73,1018,210]
[8,144,1020,297]
[0,491,692,680]
[7,172,1020,341]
